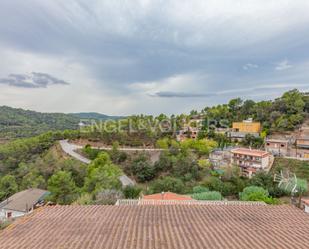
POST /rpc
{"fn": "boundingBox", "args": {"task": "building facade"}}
[230,148,270,178]
[229,119,261,141]
[0,189,49,220]
[265,139,290,156]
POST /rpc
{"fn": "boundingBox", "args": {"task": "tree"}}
[84,152,122,193]
[131,158,155,183]
[250,172,287,198]
[131,161,155,182]
[47,171,78,204]
[191,191,222,200]
[149,177,185,194]
[228,98,243,113]
[241,134,264,149]
[0,175,18,201]
[21,172,46,190]
[202,177,224,192]
[123,186,142,199]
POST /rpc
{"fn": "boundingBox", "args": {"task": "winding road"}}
[59,140,136,187]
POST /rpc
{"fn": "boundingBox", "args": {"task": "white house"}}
[0,188,49,220]
[231,148,271,178]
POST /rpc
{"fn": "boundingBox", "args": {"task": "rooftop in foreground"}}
[1,204,309,249]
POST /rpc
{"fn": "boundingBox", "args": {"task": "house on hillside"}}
[231,148,271,178]
[265,138,290,156]
[0,188,49,220]
[228,118,261,141]
[176,117,204,142]
[294,125,309,158]
[296,136,309,149]
[209,147,233,168]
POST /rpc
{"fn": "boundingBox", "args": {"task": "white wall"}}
[0,209,25,220]
[305,205,309,214]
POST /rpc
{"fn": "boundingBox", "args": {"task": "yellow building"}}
[232,119,261,133]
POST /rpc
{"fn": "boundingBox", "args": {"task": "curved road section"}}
[59,140,135,187]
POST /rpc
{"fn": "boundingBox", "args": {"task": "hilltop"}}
[0,106,122,139]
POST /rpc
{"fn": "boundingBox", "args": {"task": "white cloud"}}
[243,63,259,70]
[275,59,293,71]
[0,1,309,115]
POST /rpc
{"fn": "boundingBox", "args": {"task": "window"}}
[7,212,12,218]
[281,144,285,147]
[266,143,270,146]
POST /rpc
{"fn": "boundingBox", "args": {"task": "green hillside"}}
[0,106,79,138]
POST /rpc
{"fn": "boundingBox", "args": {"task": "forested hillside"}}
[0,106,79,138]
[203,89,309,133]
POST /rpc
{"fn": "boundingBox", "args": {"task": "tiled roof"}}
[116,199,267,206]
[0,188,49,212]
[143,192,193,200]
[231,148,269,157]
[1,205,309,248]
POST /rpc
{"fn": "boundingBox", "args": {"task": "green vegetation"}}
[272,158,309,181]
[149,177,185,194]
[47,171,78,204]
[191,191,222,200]
[0,175,18,200]
[204,89,308,135]
[0,89,308,205]
[239,186,279,204]
[123,186,142,199]
[0,106,79,138]
[84,153,122,194]
[192,185,209,193]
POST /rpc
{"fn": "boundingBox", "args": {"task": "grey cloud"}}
[0,72,69,88]
[151,91,216,98]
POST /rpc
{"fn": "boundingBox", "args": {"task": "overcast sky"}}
[0,0,309,115]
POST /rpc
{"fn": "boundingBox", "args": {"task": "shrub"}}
[191,191,222,200]
[82,145,101,160]
[131,160,156,183]
[192,185,209,193]
[202,177,224,192]
[149,177,185,194]
[123,186,142,199]
[240,186,268,201]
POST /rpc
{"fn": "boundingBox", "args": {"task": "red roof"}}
[231,148,269,157]
[143,192,193,201]
[2,205,309,249]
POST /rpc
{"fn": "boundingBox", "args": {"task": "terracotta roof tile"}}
[231,148,269,157]
[143,192,193,201]
[1,205,309,248]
